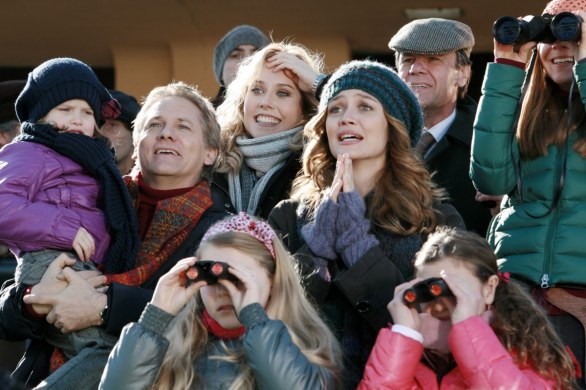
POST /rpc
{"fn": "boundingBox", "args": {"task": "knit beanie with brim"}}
[213,25,269,85]
[543,0,586,13]
[15,57,119,125]
[319,60,423,146]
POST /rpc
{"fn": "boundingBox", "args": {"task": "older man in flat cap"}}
[389,18,494,236]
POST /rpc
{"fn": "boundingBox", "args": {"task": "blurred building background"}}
[0,1,545,102]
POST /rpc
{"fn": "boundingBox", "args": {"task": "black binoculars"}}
[183,261,238,286]
[493,12,582,45]
[402,277,453,307]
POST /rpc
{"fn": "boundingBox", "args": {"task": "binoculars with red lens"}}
[183,261,238,286]
[402,277,453,307]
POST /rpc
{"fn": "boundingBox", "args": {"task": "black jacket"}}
[425,96,493,236]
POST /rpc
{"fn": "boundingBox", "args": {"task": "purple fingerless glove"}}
[301,197,339,281]
[334,191,379,267]
[301,197,338,260]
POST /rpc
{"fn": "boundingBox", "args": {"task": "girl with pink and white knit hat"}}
[100,212,342,389]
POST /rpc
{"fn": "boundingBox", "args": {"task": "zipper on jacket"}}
[541,188,561,289]
[539,139,567,289]
[541,274,550,288]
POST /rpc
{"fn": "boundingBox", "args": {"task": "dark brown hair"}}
[415,228,576,389]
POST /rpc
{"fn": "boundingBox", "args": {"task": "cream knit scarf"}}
[228,126,302,215]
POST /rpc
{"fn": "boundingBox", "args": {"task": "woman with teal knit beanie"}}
[268,59,462,389]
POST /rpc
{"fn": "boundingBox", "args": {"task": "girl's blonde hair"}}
[291,108,445,235]
[517,51,586,159]
[153,231,341,390]
[415,228,577,389]
[215,42,323,174]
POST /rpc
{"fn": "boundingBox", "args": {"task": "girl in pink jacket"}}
[358,228,577,390]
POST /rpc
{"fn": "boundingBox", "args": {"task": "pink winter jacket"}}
[0,141,110,263]
[358,316,557,389]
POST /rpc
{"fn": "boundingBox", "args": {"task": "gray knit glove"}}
[334,191,379,267]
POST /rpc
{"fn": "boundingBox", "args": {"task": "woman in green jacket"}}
[470,0,586,384]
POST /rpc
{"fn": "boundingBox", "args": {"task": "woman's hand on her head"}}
[388,279,423,332]
[72,227,96,262]
[266,52,317,93]
[219,259,271,317]
[441,271,485,325]
[151,257,204,315]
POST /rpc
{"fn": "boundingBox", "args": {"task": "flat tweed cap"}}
[389,18,475,56]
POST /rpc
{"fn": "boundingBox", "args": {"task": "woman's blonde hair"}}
[153,231,341,390]
[415,228,577,389]
[517,50,586,159]
[291,108,445,235]
[215,42,323,174]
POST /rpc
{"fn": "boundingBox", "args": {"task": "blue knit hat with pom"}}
[15,57,118,125]
[320,60,423,146]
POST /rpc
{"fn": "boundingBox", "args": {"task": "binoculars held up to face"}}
[183,261,238,286]
[493,12,582,45]
[402,277,453,307]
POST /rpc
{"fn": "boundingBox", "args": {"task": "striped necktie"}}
[415,131,436,155]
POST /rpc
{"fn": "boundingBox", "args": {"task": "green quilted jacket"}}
[470,62,586,288]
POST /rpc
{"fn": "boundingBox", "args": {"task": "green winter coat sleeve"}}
[470,63,525,195]
[575,60,586,105]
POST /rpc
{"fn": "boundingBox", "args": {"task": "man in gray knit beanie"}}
[211,25,269,107]
[213,24,269,87]
[389,18,494,237]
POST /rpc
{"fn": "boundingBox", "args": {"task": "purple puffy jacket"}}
[0,141,110,263]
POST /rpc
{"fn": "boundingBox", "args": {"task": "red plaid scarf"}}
[50,174,214,372]
[105,173,213,286]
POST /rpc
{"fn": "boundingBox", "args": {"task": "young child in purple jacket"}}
[0,57,140,388]
[0,57,140,281]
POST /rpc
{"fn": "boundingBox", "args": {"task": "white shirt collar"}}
[425,109,457,143]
